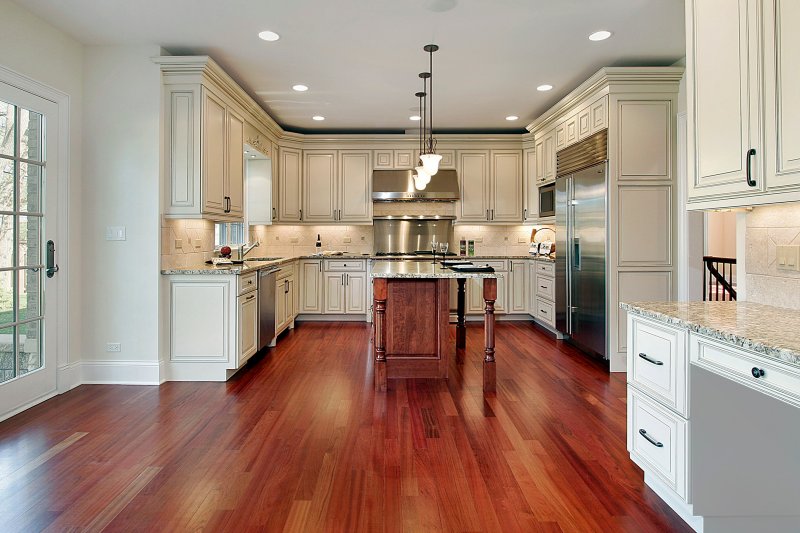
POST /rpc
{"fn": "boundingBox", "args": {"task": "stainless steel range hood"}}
[372,169,459,201]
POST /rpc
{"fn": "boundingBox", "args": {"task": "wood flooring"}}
[0,321,691,532]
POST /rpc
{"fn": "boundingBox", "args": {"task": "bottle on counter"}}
[316,234,322,252]
[468,240,475,257]
[459,236,466,257]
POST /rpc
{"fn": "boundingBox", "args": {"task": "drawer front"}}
[535,297,555,327]
[628,317,687,416]
[276,266,292,280]
[690,334,800,408]
[535,275,555,301]
[325,259,366,271]
[627,387,688,500]
[474,260,507,271]
[536,261,555,276]
[238,272,257,295]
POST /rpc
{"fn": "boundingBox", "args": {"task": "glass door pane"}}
[0,99,45,384]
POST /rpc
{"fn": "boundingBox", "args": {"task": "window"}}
[214,222,245,248]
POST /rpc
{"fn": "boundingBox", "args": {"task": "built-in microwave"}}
[539,183,555,217]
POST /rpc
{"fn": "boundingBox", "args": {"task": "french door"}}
[0,80,59,419]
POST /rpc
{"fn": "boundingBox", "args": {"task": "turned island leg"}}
[373,278,388,392]
[483,277,497,393]
[456,278,466,362]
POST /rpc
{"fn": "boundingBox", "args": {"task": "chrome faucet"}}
[238,241,260,261]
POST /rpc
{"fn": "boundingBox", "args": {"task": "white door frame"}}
[0,64,71,422]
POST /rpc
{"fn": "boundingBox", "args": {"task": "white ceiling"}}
[18,0,685,133]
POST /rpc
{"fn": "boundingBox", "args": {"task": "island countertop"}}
[370,260,500,279]
[620,301,800,368]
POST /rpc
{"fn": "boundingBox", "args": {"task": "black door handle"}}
[746,148,757,187]
[46,240,59,278]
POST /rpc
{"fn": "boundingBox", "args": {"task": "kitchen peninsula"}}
[370,261,499,393]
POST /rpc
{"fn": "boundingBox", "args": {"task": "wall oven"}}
[539,183,555,217]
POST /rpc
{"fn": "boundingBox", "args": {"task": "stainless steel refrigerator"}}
[555,131,608,359]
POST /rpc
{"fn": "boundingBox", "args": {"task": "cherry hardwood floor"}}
[0,322,691,532]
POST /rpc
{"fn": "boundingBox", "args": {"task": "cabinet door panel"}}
[577,107,591,140]
[345,273,367,314]
[394,150,414,168]
[523,148,538,222]
[339,151,372,222]
[276,279,287,330]
[226,108,245,217]
[467,276,506,314]
[687,0,760,199]
[238,293,258,363]
[555,123,567,151]
[535,139,545,184]
[509,261,527,313]
[300,261,322,313]
[765,0,800,189]
[279,148,302,221]
[491,151,522,222]
[324,273,345,313]
[565,114,579,146]
[544,132,556,183]
[303,151,337,221]
[590,96,608,134]
[202,89,226,214]
[458,151,490,221]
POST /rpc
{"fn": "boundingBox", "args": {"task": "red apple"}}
[220,246,232,258]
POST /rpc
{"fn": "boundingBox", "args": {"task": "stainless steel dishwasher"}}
[258,268,279,350]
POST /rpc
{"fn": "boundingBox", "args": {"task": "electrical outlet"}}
[343,237,352,243]
[106,342,121,352]
[290,237,299,244]
[518,237,527,243]
[504,236,509,241]
[361,236,365,241]
[474,237,483,243]
[105,226,126,241]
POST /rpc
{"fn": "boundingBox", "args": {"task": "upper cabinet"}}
[458,150,522,223]
[374,148,455,170]
[278,147,303,222]
[523,147,538,222]
[686,0,800,209]
[301,149,372,223]
[535,128,556,186]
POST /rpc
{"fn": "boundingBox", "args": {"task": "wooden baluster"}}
[483,277,497,393]
[456,278,466,363]
[373,278,388,392]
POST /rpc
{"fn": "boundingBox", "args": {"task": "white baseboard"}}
[80,360,161,385]
[0,389,59,423]
[57,362,82,393]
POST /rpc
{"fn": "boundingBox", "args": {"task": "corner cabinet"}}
[459,150,522,223]
[162,80,245,222]
[686,0,800,209]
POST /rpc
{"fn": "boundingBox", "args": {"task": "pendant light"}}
[413,89,430,190]
[419,44,442,176]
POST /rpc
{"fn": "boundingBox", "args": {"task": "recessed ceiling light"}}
[410,115,421,121]
[250,155,256,158]
[505,115,519,121]
[312,115,325,121]
[537,84,553,92]
[292,84,308,92]
[589,30,612,41]
[244,150,249,154]
[258,30,280,42]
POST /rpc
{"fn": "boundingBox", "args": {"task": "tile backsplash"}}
[161,218,216,270]
[745,203,800,309]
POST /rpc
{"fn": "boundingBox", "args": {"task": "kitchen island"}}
[370,260,499,393]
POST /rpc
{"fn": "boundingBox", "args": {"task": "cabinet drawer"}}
[535,261,555,276]
[535,298,555,327]
[628,317,687,416]
[535,275,555,301]
[690,334,800,408]
[325,259,366,271]
[474,260,507,271]
[238,272,257,295]
[628,387,688,501]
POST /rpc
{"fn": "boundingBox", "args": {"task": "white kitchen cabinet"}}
[271,142,279,222]
[202,88,227,216]
[686,0,762,205]
[577,106,591,140]
[555,121,567,152]
[564,113,579,146]
[535,128,556,185]
[302,150,371,223]
[459,150,522,223]
[523,147,539,222]
[275,267,295,335]
[226,108,245,217]
[338,151,372,222]
[238,289,258,364]
[530,260,556,328]
[508,260,528,313]
[589,96,608,134]
[299,259,323,313]
[467,260,507,314]
[278,147,303,222]
[323,260,367,315]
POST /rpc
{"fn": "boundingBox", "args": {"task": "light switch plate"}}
[776,245,800,271]
[175,238,182,249]
[194,238,202,248]
[105,226,126,241]
[290,237,299,244]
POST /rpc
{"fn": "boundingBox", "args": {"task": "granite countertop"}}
[371,260,499,279]
[161,253,555,275]
[620,301,800,368]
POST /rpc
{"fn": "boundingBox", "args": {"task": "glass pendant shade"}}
[415,166,431,185]
[420,153,442,176]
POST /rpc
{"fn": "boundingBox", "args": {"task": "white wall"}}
[81,46,162,382]
[0,0,84,374]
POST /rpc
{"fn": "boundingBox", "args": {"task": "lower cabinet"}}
[275,266,296,335]
[508,260,528,313]
[299,259,323,313]
[528,259,556,328]
[167,273,258,381]
[322,259,367,315]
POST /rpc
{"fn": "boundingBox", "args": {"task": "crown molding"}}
[526,66,685,133]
